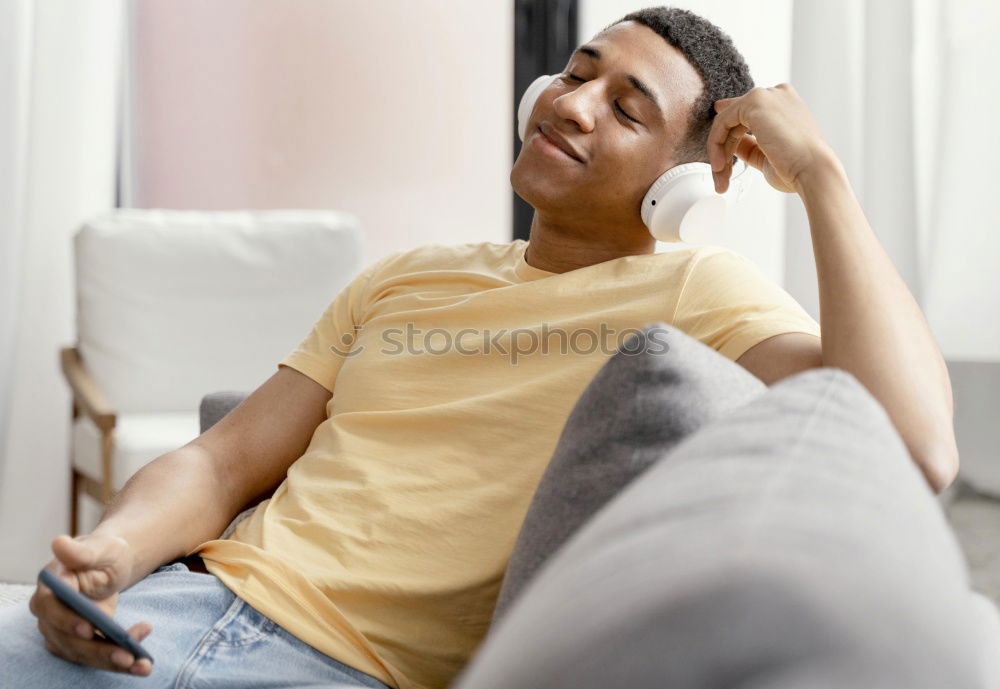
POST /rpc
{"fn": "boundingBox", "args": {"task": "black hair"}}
[604,6,754,164]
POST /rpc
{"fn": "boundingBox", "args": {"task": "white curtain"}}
[0,0,123,583]
[917,0,1000,361]
[786,0,1000,494]
[0,4,34,500]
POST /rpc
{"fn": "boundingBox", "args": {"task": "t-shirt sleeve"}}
[670,248,821,362]
[277,257,387,394]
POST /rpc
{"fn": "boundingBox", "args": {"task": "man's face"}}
[511,21,703,238]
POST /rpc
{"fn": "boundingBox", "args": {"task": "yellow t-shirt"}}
[190,238,820,689]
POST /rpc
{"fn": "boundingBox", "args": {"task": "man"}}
[5,6,958,689]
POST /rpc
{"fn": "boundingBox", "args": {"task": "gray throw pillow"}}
[492,322,767,622]
[456,366,997,689]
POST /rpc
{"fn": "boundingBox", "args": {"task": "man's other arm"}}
[735,307,956,496]
[711,84,958,496]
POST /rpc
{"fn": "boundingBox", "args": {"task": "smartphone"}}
[37,567,154,664]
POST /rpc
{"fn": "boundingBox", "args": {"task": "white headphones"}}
[518,74,748,243]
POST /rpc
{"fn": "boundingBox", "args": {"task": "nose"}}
[551,81,598,134]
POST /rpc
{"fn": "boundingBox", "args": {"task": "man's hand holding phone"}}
[29,533,154,677]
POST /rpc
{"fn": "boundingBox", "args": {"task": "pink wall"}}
[130,1,513,263]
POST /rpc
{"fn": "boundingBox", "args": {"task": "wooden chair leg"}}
[100,428,114,518]
[68,422,114,536]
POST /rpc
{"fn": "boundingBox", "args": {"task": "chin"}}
[510,158,576,214]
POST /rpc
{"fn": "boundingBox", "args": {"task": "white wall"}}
[127,1,513,266]
[579,0,794,285]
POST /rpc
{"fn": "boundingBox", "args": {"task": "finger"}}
[38,617,107,670]
[32,574,95,639]
[722,125,748,164]
[126,622,154,676]
[131,657,153,677]
[39,617,152,674]
[51,534,99,571]
[99,622,154,672]
[719,124,750,188]
[713,167,730,195]
[714,96,738,112]
[710,127,743,192]
[734,133,768,171]
[707,100,751,173]
[51,536,123,601]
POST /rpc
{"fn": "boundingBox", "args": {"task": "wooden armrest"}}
[60,346,116,433]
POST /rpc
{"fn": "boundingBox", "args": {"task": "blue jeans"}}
[0,562,392,688]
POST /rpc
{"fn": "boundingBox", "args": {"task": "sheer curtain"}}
[918,0,1000,360]
[785,0,1000,495]
[0,0,123,583]
[0,3,33,502]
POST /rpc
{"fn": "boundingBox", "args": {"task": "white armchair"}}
[61,209,363,535]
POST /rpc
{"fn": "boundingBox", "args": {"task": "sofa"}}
[6,322,999,687]
[198,322,1000,688]
[449,323,1000,688]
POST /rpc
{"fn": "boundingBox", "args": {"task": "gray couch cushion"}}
[492,322,766,621]
[456,366,997,689]
[199,390,250,434]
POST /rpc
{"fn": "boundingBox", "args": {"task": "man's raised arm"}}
[708,84,958,494]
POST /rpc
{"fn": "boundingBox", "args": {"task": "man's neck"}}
[524,214,657,274]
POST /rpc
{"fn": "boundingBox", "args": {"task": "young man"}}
[6,6,958,689]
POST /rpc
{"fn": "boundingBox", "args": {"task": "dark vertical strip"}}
[512,0,578,241]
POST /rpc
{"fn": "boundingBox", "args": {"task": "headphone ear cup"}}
[517,75,557,142]
[641,162,728,243]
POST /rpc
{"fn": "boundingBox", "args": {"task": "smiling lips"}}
[536,123,584,163]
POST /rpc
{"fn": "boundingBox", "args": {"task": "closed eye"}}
[562,73,641,124]
[613,101,641,124]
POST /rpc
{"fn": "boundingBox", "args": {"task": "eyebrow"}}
[572,45,663,119]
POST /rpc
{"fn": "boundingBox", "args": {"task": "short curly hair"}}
[603,6,754,164]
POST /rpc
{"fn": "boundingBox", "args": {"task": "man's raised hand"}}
[709,83,836,195]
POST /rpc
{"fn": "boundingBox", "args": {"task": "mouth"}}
[536,124,584,164]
